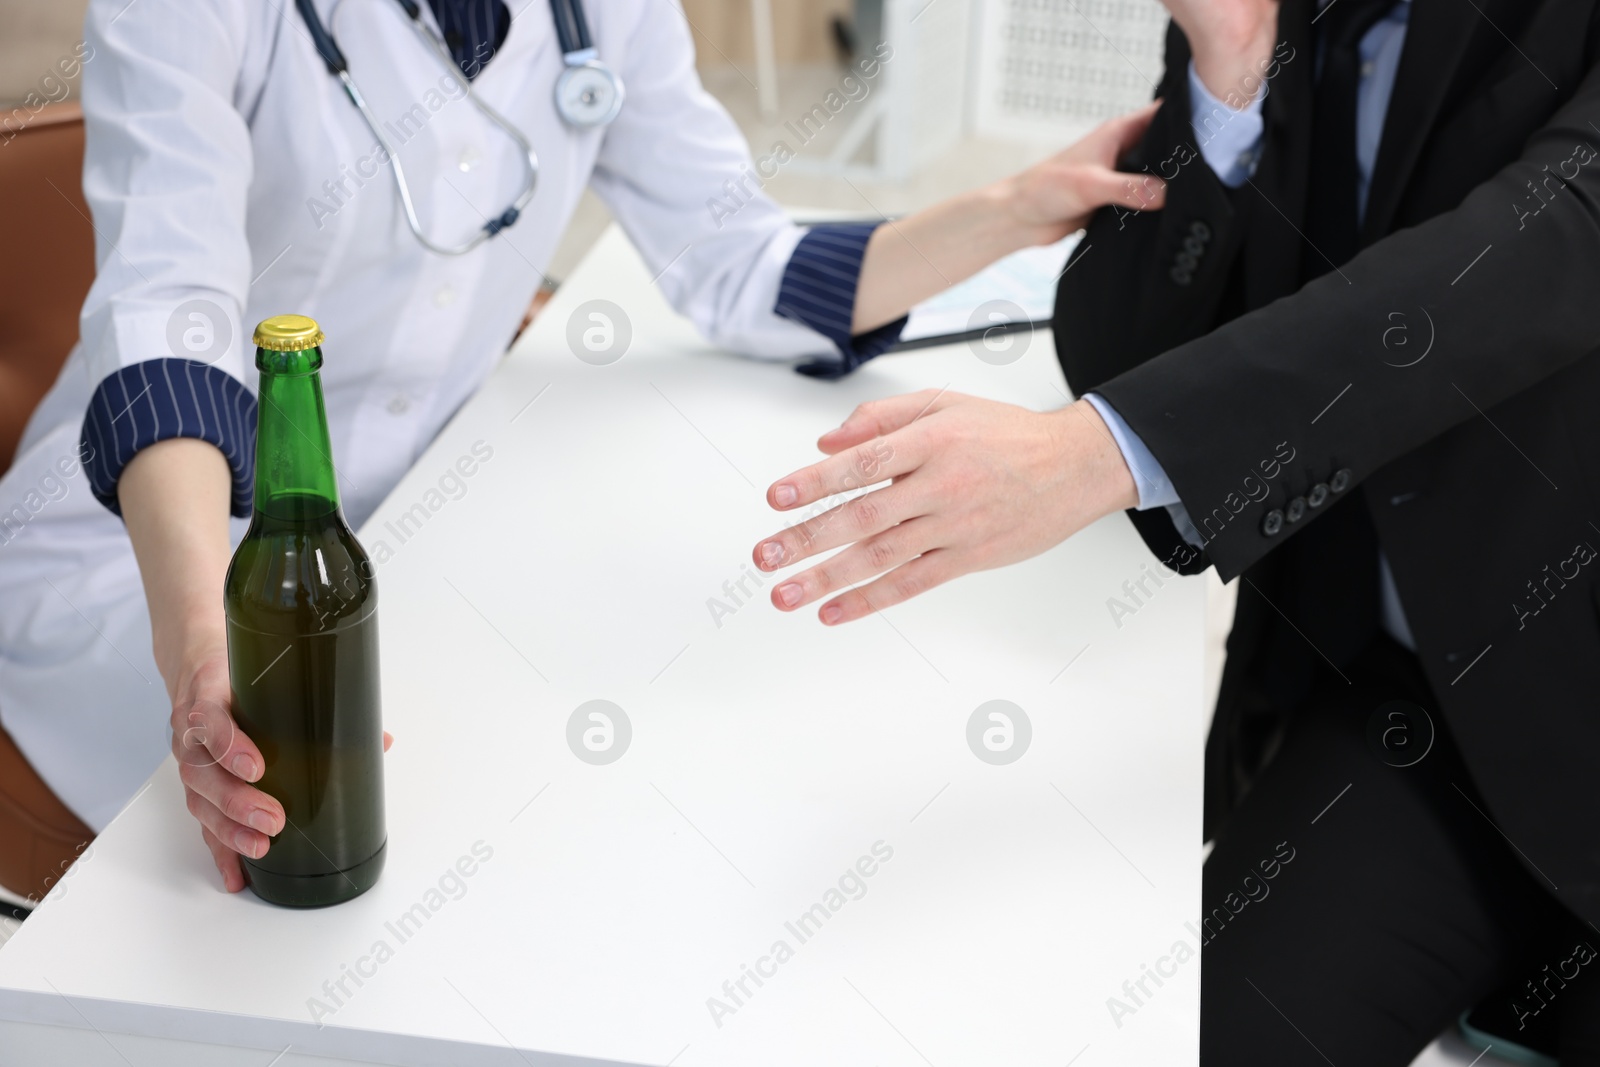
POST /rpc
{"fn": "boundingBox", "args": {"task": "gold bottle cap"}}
[253,314,325,352]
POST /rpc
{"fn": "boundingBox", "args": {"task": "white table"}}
[0,226,1206,1066]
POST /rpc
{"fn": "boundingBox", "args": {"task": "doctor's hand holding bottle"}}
[121,438,389,893]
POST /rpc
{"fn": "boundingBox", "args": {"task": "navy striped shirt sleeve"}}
[775,222,908,380]
[79,358,257,518]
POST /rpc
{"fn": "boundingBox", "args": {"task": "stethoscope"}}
[295,0,625,256]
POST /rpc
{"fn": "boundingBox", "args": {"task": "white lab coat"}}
[0,0,834,830]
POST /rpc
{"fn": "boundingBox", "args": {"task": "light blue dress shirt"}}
[1085,0,1417,646]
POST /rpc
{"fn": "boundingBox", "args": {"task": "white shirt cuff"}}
[1188,60,1266,188]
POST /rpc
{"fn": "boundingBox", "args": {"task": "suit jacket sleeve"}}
[1062,30,1600,582]
[1056,20,1259,575]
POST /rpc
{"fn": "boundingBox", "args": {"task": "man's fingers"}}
[180,759,283,843]
[770,519,933,611]
[815,549,960,625]
[200,826,248,893]
[171,695,265,783]
[384,731,393,752]
[756,478,923,572]
[767,432,925,516]
[816,389,953,456]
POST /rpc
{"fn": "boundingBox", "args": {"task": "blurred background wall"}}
[3,0,1169,214]
[1,1,92,109]
[682,0,853,65]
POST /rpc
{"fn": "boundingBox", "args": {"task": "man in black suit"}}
[751,0,1600,1060]
[1051,0,1600,1058]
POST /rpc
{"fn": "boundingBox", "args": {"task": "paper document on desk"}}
[898,232,1081,348]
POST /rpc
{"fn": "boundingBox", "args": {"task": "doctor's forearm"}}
[119,438,235,696]
[850,183,1055,334]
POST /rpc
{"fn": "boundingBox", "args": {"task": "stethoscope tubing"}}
[299,0,616,255]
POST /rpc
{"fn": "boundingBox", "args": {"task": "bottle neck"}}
[253,346,340,522]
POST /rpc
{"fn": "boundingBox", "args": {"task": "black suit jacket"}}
[1054,0,1600,926]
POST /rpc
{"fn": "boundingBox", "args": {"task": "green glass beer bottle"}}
[225,315,386,907]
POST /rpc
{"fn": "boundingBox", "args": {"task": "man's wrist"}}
[1059,400,1140,517]
[1190,17,1277,106]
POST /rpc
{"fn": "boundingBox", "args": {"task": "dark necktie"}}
[427,0,511,80]
[1286,0,1397,683]
[1301,0,1396,281]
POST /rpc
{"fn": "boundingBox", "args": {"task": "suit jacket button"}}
[1189,220,1212,242]
[1183,234,1206,257]
[1307,482,1329,508]
[1285,496,1307,523]
[1170,265,1193,286]
[1261,509,1285,536]
[1330,468,1352,493]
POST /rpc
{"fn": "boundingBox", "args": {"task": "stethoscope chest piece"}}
[548,0,623,129]
[555,56,624,128]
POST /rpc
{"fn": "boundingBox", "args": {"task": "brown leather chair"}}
[0,100,98,905]
[0,731,94,908]
[0,101,95,472]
